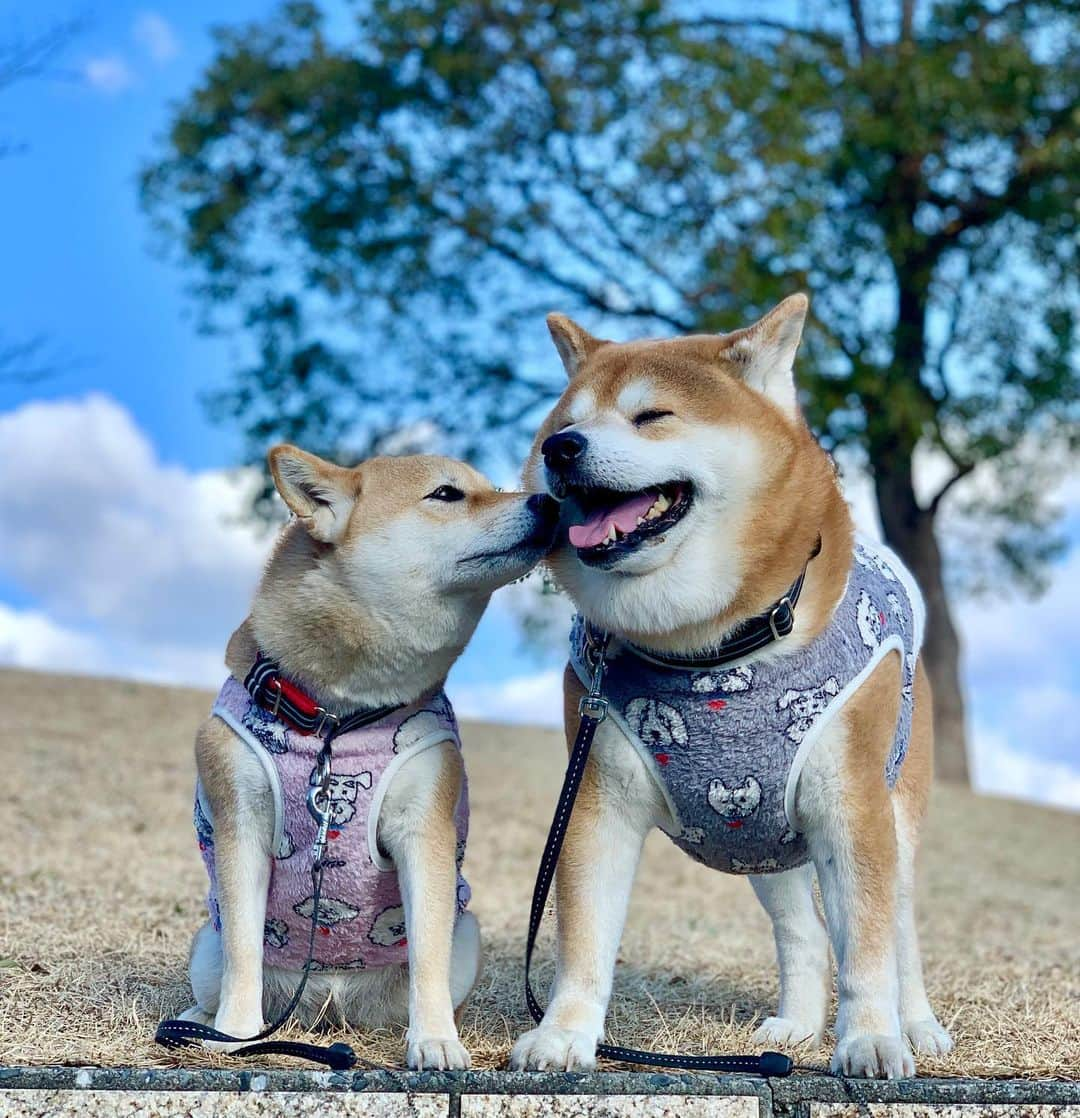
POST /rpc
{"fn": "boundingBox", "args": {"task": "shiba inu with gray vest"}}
[179,445,557,1069]
[513,295,952,1079]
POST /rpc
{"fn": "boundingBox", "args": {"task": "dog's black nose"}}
[526,492,559,522]
[541,430,587,470]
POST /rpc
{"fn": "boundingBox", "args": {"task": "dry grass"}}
[0,667,1077,1078]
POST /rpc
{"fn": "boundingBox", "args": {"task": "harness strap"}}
[523,640,793,1077]
[625,537,821,671]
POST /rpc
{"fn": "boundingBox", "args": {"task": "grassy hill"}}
[0,668,1076,1077]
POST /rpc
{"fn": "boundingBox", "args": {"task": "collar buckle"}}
[768,596,794,642]
[313,707,340,738]
[267,678,284,717]
[578,694,609,722]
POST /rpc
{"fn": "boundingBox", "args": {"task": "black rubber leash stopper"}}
[326,1043,357,1071]
[759,1050,794,1077]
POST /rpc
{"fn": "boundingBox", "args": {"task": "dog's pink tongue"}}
[569,492,656,549]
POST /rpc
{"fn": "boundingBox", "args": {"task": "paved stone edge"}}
[0,1067,1077,1106]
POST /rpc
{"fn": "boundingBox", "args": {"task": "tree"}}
[142,0,1080,783]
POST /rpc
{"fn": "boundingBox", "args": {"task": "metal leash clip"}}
[307,749,333,862]
[579,627,610,722]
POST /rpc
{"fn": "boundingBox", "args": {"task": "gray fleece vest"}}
[569,537,924,876]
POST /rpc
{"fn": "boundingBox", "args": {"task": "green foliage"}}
[143,0,1078,588]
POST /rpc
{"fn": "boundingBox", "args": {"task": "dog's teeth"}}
[636,516,646,526]
[655,494,671,513]
[646,505,662,520]
[606,524,618,542]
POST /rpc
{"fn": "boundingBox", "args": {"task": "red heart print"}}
[708,699,727,711]
[655,753,670,766]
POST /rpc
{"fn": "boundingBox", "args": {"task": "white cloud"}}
[133,12,179,64]
[454,669,564,728]
[0,604,104,675]
[972,726,1080,812]
[0,395,269,685]
[83,56,134,94]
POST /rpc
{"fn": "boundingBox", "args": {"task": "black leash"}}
[156,740,358,1071]
[523,633,793,1078]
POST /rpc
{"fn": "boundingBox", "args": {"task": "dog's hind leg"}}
[450,909,482,1015]
[177,921,221,1025]
[894,661,952,1056]
[750,863,831,1048]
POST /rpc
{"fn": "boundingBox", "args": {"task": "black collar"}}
[243,655,404,742]
[620,536,823,672]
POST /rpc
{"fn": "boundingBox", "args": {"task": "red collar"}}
[243,655,402,740]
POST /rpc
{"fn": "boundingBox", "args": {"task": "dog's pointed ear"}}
[720,294,809,414]
[546,312,604,379]
[268,444,357,543]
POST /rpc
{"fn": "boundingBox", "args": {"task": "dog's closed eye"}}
[633,409,674,426]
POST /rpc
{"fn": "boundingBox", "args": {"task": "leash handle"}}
[523,634,793,1078]
[157,741,357,1071]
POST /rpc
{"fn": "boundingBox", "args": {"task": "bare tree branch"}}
[656,15,843,52]
[0,334,66,385]
[848,0,870,60]
[0,19,80,92]
[929,459,975,514]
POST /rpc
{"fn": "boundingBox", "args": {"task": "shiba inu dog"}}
[513,295,952,1079]
[179,445,557,1069]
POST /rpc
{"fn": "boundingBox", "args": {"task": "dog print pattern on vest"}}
[691,664,754,694]
[369,904,408,948]
[194,797,214,852]
[569,535,923,877]
[309,769,373,826]
[197,677,471,970]
[241,703,290,754]
[707,776,762,827]
[625,697,687,762]
[777,677,841,743]
[264,918,289,949]
[393,693,454,753]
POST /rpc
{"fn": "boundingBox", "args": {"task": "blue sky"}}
[1,2,1077,809]
[0,1,264,466]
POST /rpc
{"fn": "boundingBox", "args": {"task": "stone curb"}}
[1,1067,1077,1116]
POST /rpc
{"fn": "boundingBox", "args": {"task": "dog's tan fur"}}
[513,296,951,1078]
[181,446,554,1069]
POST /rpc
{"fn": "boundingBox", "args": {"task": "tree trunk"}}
[874,464,971,785]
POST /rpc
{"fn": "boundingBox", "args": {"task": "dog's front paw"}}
[177,1004,215,1027]
[510,1026,597,1072]
[203,1010,264,1053]
[753,1016,822,1049]
[905,1016,953,1057]
[832,1033,914,1079]
[406,1032,471,1070]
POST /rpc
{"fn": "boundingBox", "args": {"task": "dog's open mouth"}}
[564,482,693,564]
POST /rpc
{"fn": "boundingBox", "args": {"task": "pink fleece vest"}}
[195,676,470,972]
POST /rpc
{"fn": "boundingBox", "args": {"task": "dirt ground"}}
[0,667,1077,1078]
